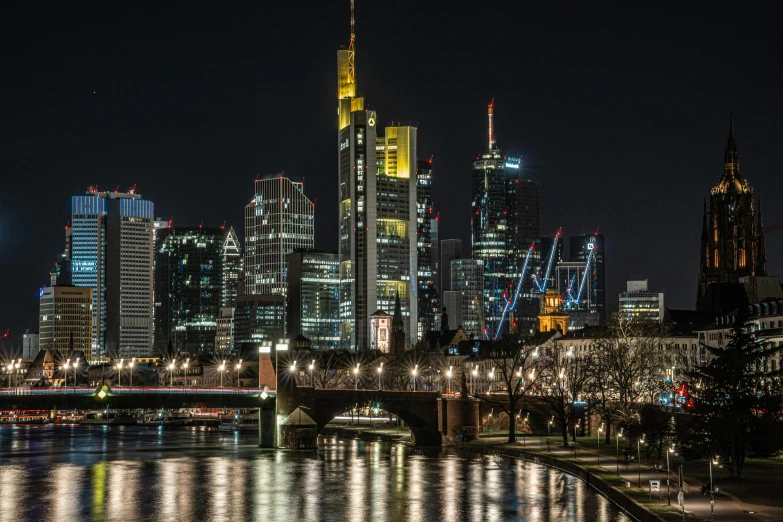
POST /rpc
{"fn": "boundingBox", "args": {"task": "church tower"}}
[698,113,766,305]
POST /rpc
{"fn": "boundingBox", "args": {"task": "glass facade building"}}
[233,294,285,348]
[244,175,314,296]
[416,158,438,338]
[70,189,154,359]
[619,280,664,322]
[451,258,484,338]
[286,250,340,350]
[38,286,93,355]
[153,227,225,353]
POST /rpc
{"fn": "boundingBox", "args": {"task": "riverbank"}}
[322,423,411,442]
[468,436,783,522]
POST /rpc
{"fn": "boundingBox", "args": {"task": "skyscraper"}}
[221,226,242,308]
[451,258,484,338]
[154,226,225,353]
[70,188,154,359]
[416,158,438,338]
[244,175,314,296]
[286,250,340,351]
[471,101,541,336]
[336,5,418,351]
[698,114,767,308]
[440,239,463,293]
[569,233,605,322]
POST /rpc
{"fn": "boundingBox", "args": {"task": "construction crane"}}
[533,227,562,293]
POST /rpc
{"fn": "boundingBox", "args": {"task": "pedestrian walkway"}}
[477,436,782,522]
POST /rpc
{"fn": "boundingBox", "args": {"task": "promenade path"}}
[473,435,783,522]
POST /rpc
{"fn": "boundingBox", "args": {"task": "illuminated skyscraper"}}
[287,250,340,350]
[244,175,314,296]
[70,188,154,359]
[154,226,225,353]
[221,226,242,308]
[440,239,463,293]
[416,158,439,337]
[451,258,484,338]
[471,101,541,336]
[569,233,605,321]
[336,4,417,351]
[38,286,93,355]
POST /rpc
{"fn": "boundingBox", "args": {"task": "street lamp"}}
[308,360,315,388]
[128,358,135,388]
[168,361,175,387]
[548,416,553,438]
[116,360,123,388]
[446,366,453,394]
[377,362,383,390]
[710,455,718,520]
[62,358,71,388]
[667,443,674,505]
[182,358,190,387]
[472,366,478,396]
[274,339,289,448]
[412,365,418,392]
[574,420,580,460]
[637,437,645,488]
[616,429,624,475]
[219,360,226,388]
[353,363,360,390]
[597,423,604,467]
[236,359,243,391]
[523,412,530,447]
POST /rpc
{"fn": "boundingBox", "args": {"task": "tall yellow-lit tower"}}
[337,0,364,129]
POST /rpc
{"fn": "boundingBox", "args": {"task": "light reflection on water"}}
[0,426,631,522]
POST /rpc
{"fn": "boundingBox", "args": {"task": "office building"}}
[22,332,40,360]
[452,258,484,337]
[471,101,541,336]
[416,158,439,338]
[221,226,242,308]
[38,286,93,356]
[70,188,154,359]
[244,175,314,296]
[154,226,225,353]
[555,261,600,329]
[619,280,664,322]
[569,233,606,322]
[442,291,464,331]
[286,250,340,351]
[234,294,285,348]
[336,19,418,350]
[215,307,235,353]
[440,239,463,293]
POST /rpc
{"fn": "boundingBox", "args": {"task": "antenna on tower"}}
[488,99,495,151]
[348,0,356,85]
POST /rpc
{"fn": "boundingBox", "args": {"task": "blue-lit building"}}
[70,188,154,360]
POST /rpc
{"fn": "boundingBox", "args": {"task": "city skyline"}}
[2,2,782,335]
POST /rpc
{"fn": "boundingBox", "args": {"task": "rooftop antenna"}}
[488,99,495,151]
[348,0,355,85]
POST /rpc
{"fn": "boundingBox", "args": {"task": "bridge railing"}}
[0,387,269,396]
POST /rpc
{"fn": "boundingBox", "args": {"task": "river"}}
[0,425,632,521]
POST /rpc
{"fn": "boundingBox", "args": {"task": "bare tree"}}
[538,344,593,446]
[589,313,672,437]
[474,336,548,443]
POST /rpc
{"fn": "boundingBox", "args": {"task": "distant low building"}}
[619,280,664,322]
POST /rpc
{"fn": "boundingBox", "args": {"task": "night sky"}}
[1,2,781,335]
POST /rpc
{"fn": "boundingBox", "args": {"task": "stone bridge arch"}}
[293,388,443,446]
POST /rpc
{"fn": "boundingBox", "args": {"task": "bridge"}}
[0,383,482,448]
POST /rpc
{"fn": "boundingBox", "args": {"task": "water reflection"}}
[0,426,630,522]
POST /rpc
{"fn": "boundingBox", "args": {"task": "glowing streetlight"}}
[574,420,580,460]
[182,358,190,387]
[377,362,383,390]
[128,358,134,388]
[308,359,315,388]
[597,423,604,467]
[411,365,418,392]
[548,416,553,438]
[616,429,624,475]
[472,366,478,396]
[353,363,360,390]
[667,443,675,505]
[219,360,226,388]
[236,359,243,390]
[168,361,175,387]
[637,437,645,488]
[446,366,453,394]
[115,359,123,388]
[274,339,289,448]
[62,358,71,388]
[710,455,719,520]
